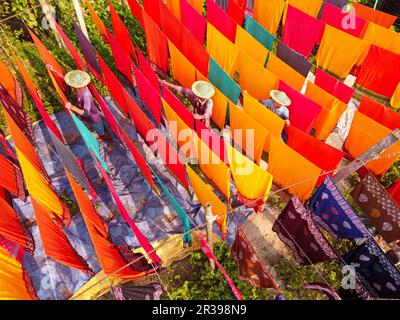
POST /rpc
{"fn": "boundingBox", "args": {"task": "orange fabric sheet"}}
[344,111,400,176]
[227,144,273,202]
[86,0,107,39]
[362,22,400,55]
[0,155,24,201]
[168,40,196,88]
[206,23,239,77]
[0,246,37,300]
[211,86,229,128]
[66,171,147,279]
[237,51,278,100]
[187,0,204,13]
[186,165,227,237]
[353,2,397,28]
[316,25,368,78]
[235,26,269,66]
[391,83,400,109]
[283,0,323,23]
[243,92,285,138]
[230,104,269,163]
[268,135,321,202]
[166,0,182,20]
[253,0,286,35]
[0,60,17,101]
[267,53,306,92]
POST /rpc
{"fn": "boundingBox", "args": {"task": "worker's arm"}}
[65,101,85,116]
[160,80,183,93]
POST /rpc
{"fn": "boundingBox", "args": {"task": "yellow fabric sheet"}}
[166,0,182,20]
[243,92,285,138]
[267,53,306,92]
[211,86,229,128]
[344,111,400,175]
[268,135,321,202]
[186,165,227,236]
[316,25,368,79]
[283,0,323,23]
[237,50,278,100]
[168,40,197,88]
[253,0,286,35]
[16,148,64,219]
[235,26,269,66]
[362,22,400,55]
[230,104,269,163]
[193,134,231,200]
[391,83,400,109]
[0,246,34,300]
[206,23,239,77]
[227,144,273,201]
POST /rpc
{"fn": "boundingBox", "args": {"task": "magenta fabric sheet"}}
[315,68,355,104]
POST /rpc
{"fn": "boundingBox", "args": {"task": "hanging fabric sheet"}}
[162,86,194,129]
[286,126,344,185]
[0,59,23,105]
[127,0,144,26]
[186,0,204,13]
[282,4,324,58]
[243,92,285,138]
[237,51,278,100]
[358,96,400,131]
[268,135,321,202]
[351,174,400,243]
[314,68,355,104]
[320,2,367,37]
[266,53,306,92]
[235,25,269,66]
[276,41,312,77]
[284,0,323,20]
[206,23,239,77]
[0,246,38,300]
[232,226,279,289]
[166,0,182,20]
[253,0,286,36]
[136,47,160,91]
[244,14,275,50]
[353,2,397,28]
[186,165,228,238]
[142,10,169,73]
[168,40,197,89]
[208,58,241,103]
[210,87,229,129]
[200,233,243,299]
[0,197,34,254]
[391,83,400,109]
[362,22,400,55]
[272,196,338,265]
[342,238,400,298]
[309,176,370,238]
[0,153,26,201]
[143,0,162,26]
[355,45,400,98]
[111,283,163,300]
[85,0,108,38]
[206,0,237,41]
[316,25,368,78]
[278,81,322,133]
[0,133,16,161]
[227,0,245,25]
[181,0,206,44]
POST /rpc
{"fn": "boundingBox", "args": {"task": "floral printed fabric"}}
[351,173,400,243]
[342,238,400,298]
[272,196,338,265]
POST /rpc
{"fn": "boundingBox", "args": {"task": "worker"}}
[64,70,114,152]
[161,80,215,128]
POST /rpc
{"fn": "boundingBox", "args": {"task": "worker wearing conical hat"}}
[161,80,215,128]
[64,70,114,152]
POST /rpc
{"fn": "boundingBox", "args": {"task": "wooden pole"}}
[72,0,90,41]
[332,129,400,183]
[205,203,215,271]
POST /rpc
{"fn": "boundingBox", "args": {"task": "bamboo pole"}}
[72,0,90,41]
[205,203,215,271]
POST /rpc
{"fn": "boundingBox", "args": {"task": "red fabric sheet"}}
[388,179,400,207]
[181,0,206,44]
[0,154,26,201]
[106,29,135,86]
[132,64,162,124]
[278,81,322,133]
[98,54,129,115]
[227,0,245,25]
[0,197,34,255]
[181,26,210,76]
[93,155,161,265]
[356,45,400,97]
[207,0,237,42]
[110,3,136,59]
[136,47,160,91]
[143,10,169,72]
[286,126,344,185]
[31,198,93,275]
[153,129,190,189]
[160,2,183,49]
[358,96,400,131]
[162,86,194,129]
[127,0,144,27]
[282,5,324,58]
[314,68,355,104]
[321,2,367,37]
[143,0,162,26]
